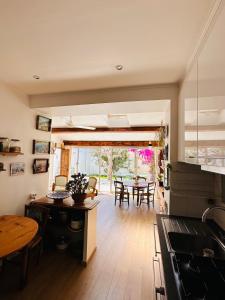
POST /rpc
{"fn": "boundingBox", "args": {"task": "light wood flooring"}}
[0,194,156,300]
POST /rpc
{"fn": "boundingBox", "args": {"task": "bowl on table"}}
[47,191,70,203]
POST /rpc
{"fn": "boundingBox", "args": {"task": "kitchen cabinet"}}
[181,5,225,174]
[182,61,198,164]
[198,5,225,173]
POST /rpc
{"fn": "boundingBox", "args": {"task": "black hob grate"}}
[173,253,225,300]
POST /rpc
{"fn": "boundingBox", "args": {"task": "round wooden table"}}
[0,215,38,258]
[124,181,153,206]
[0,215,38,287]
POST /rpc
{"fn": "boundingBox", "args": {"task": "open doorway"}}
[48,99,170,207]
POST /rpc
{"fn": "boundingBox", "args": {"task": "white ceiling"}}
[49,99,170,141]
[40,99,170,127]
[0,0,214,94]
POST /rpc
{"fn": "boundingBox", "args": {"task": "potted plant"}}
[66,173,88,203]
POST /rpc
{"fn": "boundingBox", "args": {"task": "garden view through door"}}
[69,146,156,193]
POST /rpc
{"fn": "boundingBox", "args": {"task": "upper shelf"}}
[0,152,24,156]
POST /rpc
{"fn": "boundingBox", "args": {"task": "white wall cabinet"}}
[180,5,225,174]
[198,5,225,172]
[183,61,198,164]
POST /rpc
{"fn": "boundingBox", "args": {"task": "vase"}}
[71,193,87,203]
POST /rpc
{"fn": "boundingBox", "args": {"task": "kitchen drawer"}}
[153,223,166,299]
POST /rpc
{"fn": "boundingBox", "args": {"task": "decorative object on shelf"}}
[47,191,70,204]
[10,162,25,176]
[36,115,52,132]
[70,218,83,231]
[164,144,169,161]
[33,140,51,154]
[50,142,57,154]
[56,235,70,251]
[66,173,88,203]
[10,139,21,153]
[0,137,10,152]
[0,162,6,172]
[164,163,171,190]
[30,193,37,200]
[158,174,164,187]
[33,158,49,174]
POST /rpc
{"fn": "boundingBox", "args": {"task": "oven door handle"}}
[153,257,165,300]
[153,223,161,257]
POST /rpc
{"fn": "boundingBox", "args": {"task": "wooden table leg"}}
[20,246,29,289]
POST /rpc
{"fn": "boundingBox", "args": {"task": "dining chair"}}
[132,176,147,200]
[139,182,156,208]
[114,181,129,206]
[86,176,98,199]
[23,204,50,280]
[114,175,123,181]
[5,204,49,287]
[52,175,68,191]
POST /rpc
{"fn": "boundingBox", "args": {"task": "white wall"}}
[30,83,179,162]
[0,82,50,215]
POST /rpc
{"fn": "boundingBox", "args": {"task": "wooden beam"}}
[63,141,150,147]
[52,126,162,133]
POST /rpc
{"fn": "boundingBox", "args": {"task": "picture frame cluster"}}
[33,115,52,174]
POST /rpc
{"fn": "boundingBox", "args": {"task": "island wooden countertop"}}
[31,196,100,211]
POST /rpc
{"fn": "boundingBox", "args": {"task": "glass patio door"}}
[69,146,156,193]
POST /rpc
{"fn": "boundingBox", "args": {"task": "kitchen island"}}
[30,196,100,265]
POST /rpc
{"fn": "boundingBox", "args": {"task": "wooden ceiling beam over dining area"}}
[63,141,150,147]
[52,126,162,133]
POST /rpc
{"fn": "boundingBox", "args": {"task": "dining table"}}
[0,215,38,287]
[123,181,153,206]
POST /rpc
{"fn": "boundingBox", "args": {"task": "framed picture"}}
[10,162,25,176]
[33,140,50,154]
[33,159,49,174]
[36,115,52,132]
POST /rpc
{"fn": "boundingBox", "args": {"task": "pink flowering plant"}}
[128,148,154,164]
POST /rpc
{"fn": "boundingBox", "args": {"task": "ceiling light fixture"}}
[115,65,123,71]
[33,75,40,80]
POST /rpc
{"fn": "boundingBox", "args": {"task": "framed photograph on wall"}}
[33,140,50,154]
[10,162,25,176]
[36,115,52,132]
[33,159,49,174]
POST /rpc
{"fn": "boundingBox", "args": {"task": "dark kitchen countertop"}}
[156,214,225,300]
[156,214,181,300]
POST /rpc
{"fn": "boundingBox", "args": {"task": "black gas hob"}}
[172,252,225,299]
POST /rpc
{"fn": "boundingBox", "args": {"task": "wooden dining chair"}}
[86,176,98,199]
[114,181,129,206]
[5,204,49,287]
[24,204,50,260]
[139,182,156,208]
[52,175,68,191]
[132,176,147,199]
[114,175,123,181]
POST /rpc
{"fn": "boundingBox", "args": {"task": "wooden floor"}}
[0,194,156,300]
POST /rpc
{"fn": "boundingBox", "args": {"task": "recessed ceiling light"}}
[33,75,40,80]
[115,65,123,71]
